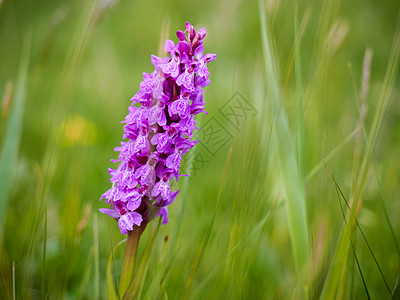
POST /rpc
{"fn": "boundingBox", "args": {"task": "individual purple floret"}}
[100,22,216,234]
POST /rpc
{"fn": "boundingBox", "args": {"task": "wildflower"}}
[100,22,216,234]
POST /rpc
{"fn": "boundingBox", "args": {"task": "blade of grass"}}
[325,163,371,299]
[78,245,93,298]
[258,0,309,276]
[374,172,400,256]
[320,14,400,299]
[12,261,15,300]
[93,214,100,300]
[392,274,400,299]
[107,239,126,300]
[44,274,54,300]
[41,205,48,300]
[350,48,400,255]
[324,161,391,295]
[294,2,305,184]
[0,231,12,299]
[349,49,400,269]
[0,33,30,225]
[306,128,358,181]
[282,6,311,98]
[1,81,13,120]
[348,50,393,295]
[351,48,400,272]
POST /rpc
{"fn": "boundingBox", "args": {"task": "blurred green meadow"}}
[1,0,400,299]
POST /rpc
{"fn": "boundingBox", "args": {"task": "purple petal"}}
[127,196,141,211]
[157,207,169,224]
[176,30,186,41]
[197,28,207,40]
[177,41,190,55]
[203,53,217,63]
[164,39,175,53]
[152,180,171,199]
[185,22,196,41]
[194,44,204,60]
[118,212,143,234]
[166,152,182,172]
[150,133,160,145]
[176,71,194,90]
[197,64,210,79]
[99,208,120,219]
[161,60,180,78]
[166,190,180,206]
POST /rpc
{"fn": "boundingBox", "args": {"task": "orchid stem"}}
[119,226,143,296]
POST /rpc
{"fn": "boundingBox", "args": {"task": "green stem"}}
[123,221,159,300]
[119,226,143,296]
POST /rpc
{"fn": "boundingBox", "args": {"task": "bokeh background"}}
[0,0,400,299]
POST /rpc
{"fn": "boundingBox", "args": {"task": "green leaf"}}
[107,239,126,300]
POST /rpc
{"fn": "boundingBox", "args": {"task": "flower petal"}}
[164,39,175,54]
[99,208,120,219]
[118,212,143,234]
[194,44,204,60]
[157,207,169,224]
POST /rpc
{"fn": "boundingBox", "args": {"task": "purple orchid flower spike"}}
[100,22,216,235]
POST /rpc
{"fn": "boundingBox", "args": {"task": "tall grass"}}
[0,34,30,224]
[258,0,309,279]
[320,15,400,299]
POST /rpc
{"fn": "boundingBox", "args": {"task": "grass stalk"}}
[12,261,15,300]
[107,238,127,300]
[41,206,47,300]
[0,33,30,224]
[320,16,400,299]
[258,0,309,276]
[295,2,305,184]
[93,214,100,300]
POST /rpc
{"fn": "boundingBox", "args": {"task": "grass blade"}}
[294,2,305,184]
[41,206,47,300]
[258,0,309,276]
[107,239,126,300]
[320,15,400,299]
[93,214,100,300]
[0,33,30,224]
[324,161,391,295]
[328,164,370,299]
[12,261,15,300]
